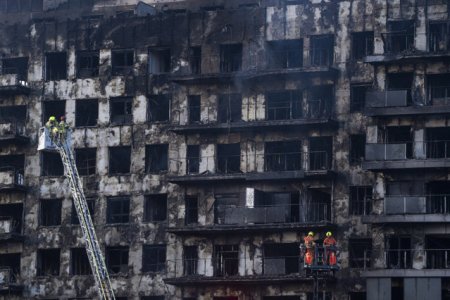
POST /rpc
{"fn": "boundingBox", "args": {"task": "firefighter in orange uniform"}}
[303,231,316,266]
[323,231,337,265]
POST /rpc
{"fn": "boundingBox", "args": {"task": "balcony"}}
[164,254,336,286]
[0,217,24,243]
[0,74,30,95]
[0,168,26,192]
[365,90,450,116]
[0,120,29,144]
[363,194,450,223]
[363,141,450,170]
[168,151,334,184]
[0,268,23,294]
[167,202,333,235]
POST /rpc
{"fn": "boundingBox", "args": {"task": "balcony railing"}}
[0,217,20,235]
[0,268,19,285]
[382,32,415,54]
[214,202,331,225]
[263,152,302,171]
[366,90,409,108]
[383,249,450,269]
[429,86,450,106]
[426,140,450,159]
[379,194,450,215]
[0,167,24,188]
[0,120,26,139]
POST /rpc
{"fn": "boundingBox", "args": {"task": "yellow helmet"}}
[308,231,314,236]
[49,116,56,122]
[326,231,332,237]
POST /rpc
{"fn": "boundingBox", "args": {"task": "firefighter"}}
[303,231,316,266]
[323,231,337,265]
[58,116,69,140]
[45,116,58,140]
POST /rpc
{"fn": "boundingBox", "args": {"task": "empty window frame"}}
[309,136,332,170]
[308,85,333,118]
[0,105,26,123]
[71,198,95,225]
[70,248,91,275]
[145,144,168,173]
[148,94,170,122]
[144,194,167,222]
[75,148,96,176]
[106,196,130,224]
[76,51,99,78]
[350,84,370,112]
[352,32,374,60]
[75,99,98,127]
[350,134,366,164]
[349,238,372,268]
[1,57,28,80]
[254,191,300,223]
[265,141,302,171]
[42,100,65,125]
[220,44,242,72]
[263,243,300,274]
[218,93,241,123]
[217,143,240,174]
[188,95,201,123]
[267,39,303,69]
[183,245,198,275]
[110,97,132,125]
[106,246,129,274]
[214,245,239,276]
[266,90,302,120]
[189,47,201,74]
[148,48,171,74]
[427,74,450,105]
[310,35,334,66]
[45,52,67,80]
[0,253,20,276]
[142,245,166,272]
[429,22,450,52]
[426,127,450,159]
[0,204,23,235]
[386,20,415,53]
[0,154,24,174]
[41,152,64,176]
[109,146,131,175]
[185,196,198,225]
[349,186,372,215]
[37,249,60,276]
[40,199,62,226]
[111,49,134,75]
[186,145,200,174]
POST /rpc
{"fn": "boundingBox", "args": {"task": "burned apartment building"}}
[3,0,450,299]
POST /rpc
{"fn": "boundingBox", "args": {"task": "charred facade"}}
[1,0,450,299]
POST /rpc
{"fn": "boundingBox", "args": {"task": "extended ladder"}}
[38,128,115,300]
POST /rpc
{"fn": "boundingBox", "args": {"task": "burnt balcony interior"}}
[352,31,374,60]
[75,99,98,127]
[187,95,201,124]
[76,50,99,78]
[309,136,332,170]
[148,48,171,74]
[0,253,21,284]
[220,44,242,73]
[217,143,241,174]
[0,203,23,236]
[42,100,65,125]
[214,244,239,277]
[265,141,302,172]
[41,151,64,176]
[143,194,167,223]
[263,243,300,275]
[70,248,91,275]
[1,57,28,81]
[0,154,24,187]
[185,196,198,225]
[310,35,334,66]
[426,127,450,159]
[348,238,372,269]
[266,90,303,120]
[266,39,303,69]
[213,188,331,226]
[365,126,413,161]
[308,85,332,118]
[145,144,168,173]
[384,20,415,54]
[0,105,27,141]
[218,93,241,123]
[40,199,62,227]
[45,52,67,81]
[37,248,60,276]
[428,74,450,106]
[189,46,201,75]
[109,146,131,175]
[148,94,170,122]
[142,244,166,272]
[110,97,132,125]
[111,49,134,76]
[429,21,450,53]
[186,144,200,174]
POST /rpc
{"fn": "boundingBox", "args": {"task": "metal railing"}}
[214,202,331,225]
[384,249,450,269]
[0,267,19,284]
[429,86,450,106]
[376,194,450,215]
[349,250,371,269]
[217,155,241,174]
[310,48,333,66]
[0,216,21,234]
[382,32,415,54]
[0,166,24,186]
[0,68,27,81]
[263,152,302,171]
[426,140,450,159]
[0,119,26,137]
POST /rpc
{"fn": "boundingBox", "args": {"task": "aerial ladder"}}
[38,126,115,300]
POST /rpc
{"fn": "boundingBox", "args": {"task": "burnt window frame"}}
[349,238,372,269]
[144,194,167,223]
[111,49,134,76]
[213,244,239,277]
[147,94,170,123]
[70,248,91,275]
[310,35,334,66]
[266,39,303,69]
[350,83,371,112]
[308,85,333,118]
[427,74,450,105]
[266,90,303,120]
[41,151,64,176]
[106,196,130,224]
[40,199,62,227]
[186,144,200,174]
[264,141,303,171]
[142,245,166,273]
[145,144,168,173]
[75,148,97,176]
[0,203,23,234]
[108,146,131,175]
[75,99,98,127]
[0,253,21,277]
[429,21,450,53]
[110,97,133,126]
[349,186,372,216]
[45,52,67,81]
[189,46,201,74]
[1,57,28,80]
[105,246,129,274]
[36,248,60,276]
[349,134,366,164]
[220,44,242,73]
[0,105,27,124]
[351,31,374,60]
[71,198,95,225]
[148,48,171,74]
[216,143,241,174]
[185,196,198,225]
[188,95,201,124]
[76,50,99,78]
[385,20,415,54]
[42,100,66,126]
[217,93,242,123]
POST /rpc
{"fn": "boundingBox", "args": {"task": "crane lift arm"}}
[38,127,115,300]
